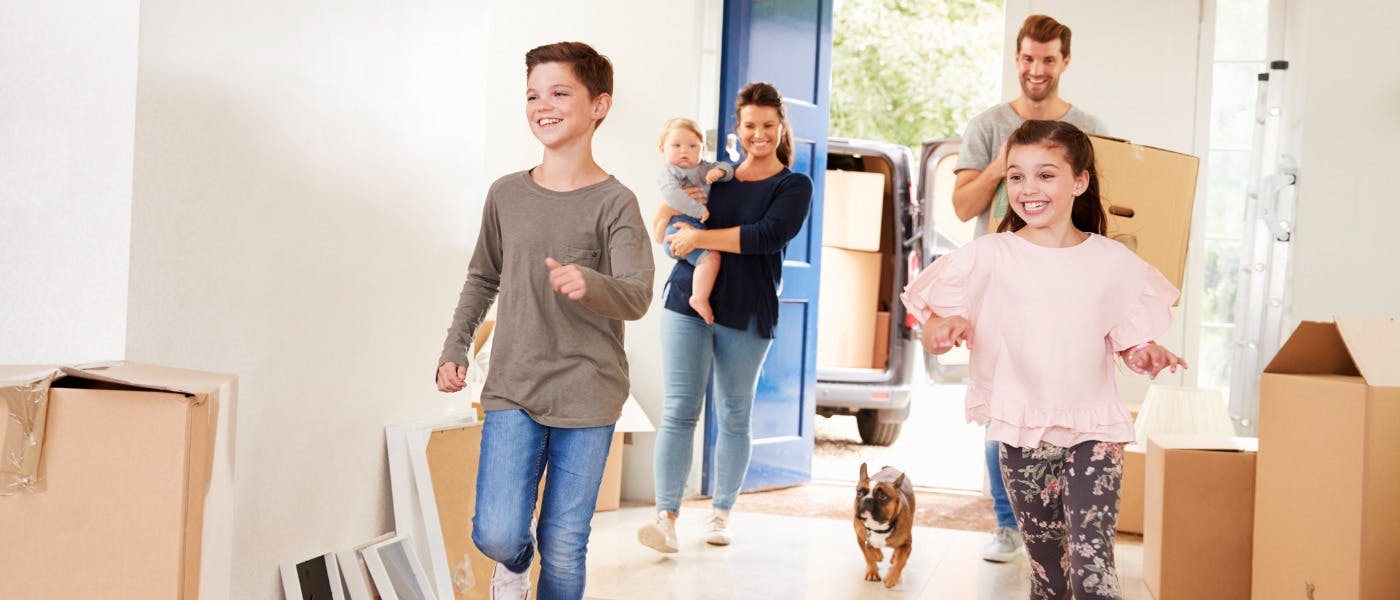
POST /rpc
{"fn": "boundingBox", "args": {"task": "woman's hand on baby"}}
[683,186,707,202]
[704,168,726,185]
[436,361,468,393]
[921,316,972,354]
[545,257,587,301]
[699,207,710,223]
[1122,342,1188,379]
[665,222,699,257]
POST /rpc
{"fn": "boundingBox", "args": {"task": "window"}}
[1197,0,1270,396]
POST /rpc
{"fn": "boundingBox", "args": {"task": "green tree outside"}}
[830,0,1005,152]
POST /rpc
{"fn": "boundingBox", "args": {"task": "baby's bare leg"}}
[689,251,720,324]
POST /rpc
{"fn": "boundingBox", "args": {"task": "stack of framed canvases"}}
[281,532,436,600]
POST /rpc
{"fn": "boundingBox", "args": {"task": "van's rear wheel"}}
[856,409,903,446]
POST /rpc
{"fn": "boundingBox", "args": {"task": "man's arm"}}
[950,139,1007,223]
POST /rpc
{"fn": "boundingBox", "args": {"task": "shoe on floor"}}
[981,526,1022,563]
[704,509,733,546]
[637,511,679,553]
[489,562,530,599]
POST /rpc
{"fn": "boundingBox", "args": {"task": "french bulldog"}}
[854,463,915,588]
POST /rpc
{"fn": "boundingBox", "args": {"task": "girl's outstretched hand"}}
[1122,342,1189,379]
[921,316,972,355]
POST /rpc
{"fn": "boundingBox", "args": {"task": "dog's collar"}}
[865,522,894,535]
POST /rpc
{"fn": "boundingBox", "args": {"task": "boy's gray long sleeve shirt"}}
[659,160,733,220]
[439,171,654,427]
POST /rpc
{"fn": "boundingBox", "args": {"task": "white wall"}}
[0,1,139,364]
[1282,0,1400,324]
[127,0,714,596]
[127,0,487,595]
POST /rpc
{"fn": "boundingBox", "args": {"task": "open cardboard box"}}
[1252,317,1400,599]
[0,363,236,600]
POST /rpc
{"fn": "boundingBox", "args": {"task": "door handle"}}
[726,133,740,162]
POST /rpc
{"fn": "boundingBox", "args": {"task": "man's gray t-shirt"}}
[438,171,654,428]
[955,103,1106,236]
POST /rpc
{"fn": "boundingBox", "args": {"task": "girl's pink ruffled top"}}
[900,232,1178,449]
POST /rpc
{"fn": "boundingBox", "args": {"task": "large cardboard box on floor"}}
[1089,135,1199,292]
[817,247,882,368]
[1117,444,1146,534]
[0,363,235,600]
[595,395,656,512]
[1253,318,1400,599]
[1144,434,1257,600]
[823,169,886,252]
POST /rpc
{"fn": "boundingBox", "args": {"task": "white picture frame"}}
[280,552,346,600]
[338,532,395,600]
[386,413,474,599]
[361,534,436,600]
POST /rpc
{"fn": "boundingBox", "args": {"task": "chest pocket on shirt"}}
[558,245,602,271]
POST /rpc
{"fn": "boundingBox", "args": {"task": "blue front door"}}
[703,0,832,493]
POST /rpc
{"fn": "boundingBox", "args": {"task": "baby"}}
[656,118,733,324]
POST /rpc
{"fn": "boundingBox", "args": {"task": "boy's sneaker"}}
[489,562,530,599]
[704,509,733,546]
[637,511,679,553]
[981,526,1022,563]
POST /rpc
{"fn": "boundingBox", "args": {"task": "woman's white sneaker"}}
[637,511,679,553]
[704,509,733,546]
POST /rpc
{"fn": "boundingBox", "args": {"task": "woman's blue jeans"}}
[653,309,774,514]
[471,409,615,600]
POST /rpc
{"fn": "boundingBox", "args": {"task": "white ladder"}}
[1228,60,1297,436]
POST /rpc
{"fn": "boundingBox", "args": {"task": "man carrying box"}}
[950,14,1107,563]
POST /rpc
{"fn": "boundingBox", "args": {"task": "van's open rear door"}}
[914,138,971,383]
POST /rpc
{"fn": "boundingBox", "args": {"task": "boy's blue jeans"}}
[653,309,773,514]
[986,437,1018,529]
[472,409,615,600]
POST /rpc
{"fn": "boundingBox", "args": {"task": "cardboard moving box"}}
[823,169,886,252]
[1253,318,1400,599]
[1117,444,1146,534]
[817,247,882,369]
[871,311,891,369]
[1089,136,1199,292]
[0,363,235,600]
[1144,435,1257,600]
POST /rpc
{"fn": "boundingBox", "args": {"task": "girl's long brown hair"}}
[995,120,1107,235]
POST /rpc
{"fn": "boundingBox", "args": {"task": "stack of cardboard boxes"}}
[817,169,887,369]
[1138,318,1400,599]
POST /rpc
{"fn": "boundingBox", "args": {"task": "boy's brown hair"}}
[525,41,614,128]
[1016,14,1072,58]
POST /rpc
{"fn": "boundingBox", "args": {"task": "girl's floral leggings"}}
[999,440,1125,600]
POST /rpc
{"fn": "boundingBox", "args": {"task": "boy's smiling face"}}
[525,62,609,148]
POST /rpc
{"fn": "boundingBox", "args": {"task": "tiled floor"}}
[584,506,1152,599]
